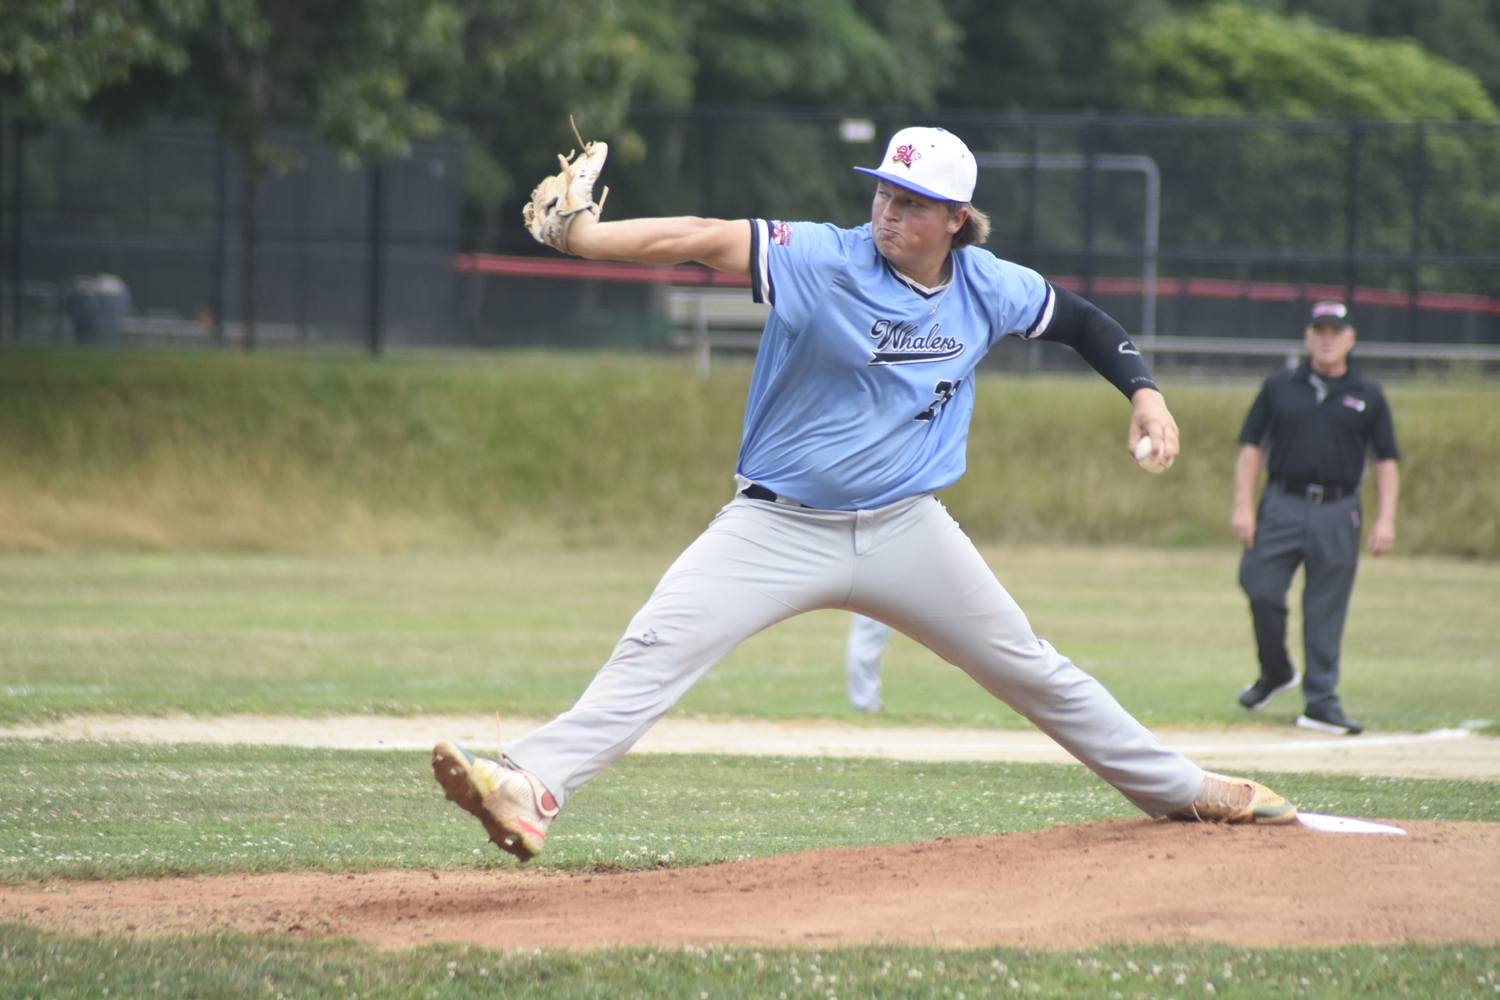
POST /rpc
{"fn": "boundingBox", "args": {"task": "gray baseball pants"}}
[1239,486,1362,713]
[506,491,1204,816]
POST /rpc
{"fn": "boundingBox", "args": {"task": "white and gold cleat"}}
[1166,771,1298,825]
[431,740,559,861]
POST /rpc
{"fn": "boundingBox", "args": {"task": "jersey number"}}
[914,379,962,422]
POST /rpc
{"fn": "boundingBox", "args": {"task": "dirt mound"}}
[6,819,1498,950]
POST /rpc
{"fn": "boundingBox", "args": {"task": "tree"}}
[425,0,645,328]
[433,0,646,232]
[0,1,197,120]
[444,0,963,255]
[5,0,657,337]
[1127,1,1499,119]
[668,0,960,106]
[1121,4,1500,300]
[4,1,471,347]
[941,0,1157,112]
[566,0,962,230]
[1271,0,1500,105]
[120,0,463,347]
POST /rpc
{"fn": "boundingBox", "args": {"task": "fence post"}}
[1081,113,1098,299]
[0,107,5,345]
[693,293,710,378]
[704,116,717,220]
[211,138,229,346]
[1027,122,1042,373]
[9,117,22,343]
[1344,122,1361,304]
[0,103,5,344]
[1024,121,1039,268]
[367,159,384,357]
[1407,125,1425,342]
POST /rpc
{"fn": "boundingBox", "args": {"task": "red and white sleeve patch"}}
[771,221,793,246]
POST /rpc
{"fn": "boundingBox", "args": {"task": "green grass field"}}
[3,742,1499,997]
[2,348,1498,997]
[3,546,1497,733]
[2,549,1497,999]
[3,348,1498,556]
[3,551,1498,999]
[5,742,1499,882]
[4,926,1495,1000]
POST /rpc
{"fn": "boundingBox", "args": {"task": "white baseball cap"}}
[854,126,977,203]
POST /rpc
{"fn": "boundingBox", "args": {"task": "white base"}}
[1297,812,1405,835]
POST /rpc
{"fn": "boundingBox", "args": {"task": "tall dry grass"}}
[0,347,1494,557]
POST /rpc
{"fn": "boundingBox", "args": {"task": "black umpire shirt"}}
[1238,358,1400,489]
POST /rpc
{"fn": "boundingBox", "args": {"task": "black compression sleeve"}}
[1033,284,1157,399]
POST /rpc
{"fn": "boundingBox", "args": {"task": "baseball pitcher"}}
[432,125,1297,861]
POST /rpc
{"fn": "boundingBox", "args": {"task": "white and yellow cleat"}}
[1166,771,1298,825]
[431,740,559,861]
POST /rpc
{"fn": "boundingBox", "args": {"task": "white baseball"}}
[1134,435,1173,474]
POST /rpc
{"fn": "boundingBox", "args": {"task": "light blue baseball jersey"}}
[737,219,1054,510]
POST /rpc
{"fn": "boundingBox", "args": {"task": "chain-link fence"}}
[5,108,1500,374]
[0,119,462,351]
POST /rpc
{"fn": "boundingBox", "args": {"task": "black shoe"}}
[1238,668,1300,710]
[1296,706,1364,736]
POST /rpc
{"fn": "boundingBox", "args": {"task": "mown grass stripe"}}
[3,741,1496,882]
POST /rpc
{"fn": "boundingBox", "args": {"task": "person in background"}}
[1231,301,1400,736]
[846,612,893,711]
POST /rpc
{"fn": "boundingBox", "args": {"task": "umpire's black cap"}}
[1308,300,1353,328]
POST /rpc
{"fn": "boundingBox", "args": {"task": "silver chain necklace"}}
[893,257,954,315]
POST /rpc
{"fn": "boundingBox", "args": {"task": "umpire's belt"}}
[740,483,810,508]
[1270,479,1357,504]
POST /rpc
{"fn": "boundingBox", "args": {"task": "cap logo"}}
[891,144,921,168]
[1311,302,1347,320]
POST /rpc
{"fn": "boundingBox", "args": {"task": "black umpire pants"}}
[1238,486,1362,713]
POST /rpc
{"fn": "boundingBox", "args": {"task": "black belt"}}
[740,483,809,507]
[1270,479,1357,504]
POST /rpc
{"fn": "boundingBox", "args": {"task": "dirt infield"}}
[6,819,1499,949]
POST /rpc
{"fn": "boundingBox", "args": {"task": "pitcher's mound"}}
[6,819,1499,949]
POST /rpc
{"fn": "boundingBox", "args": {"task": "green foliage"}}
[664,0,961,106]
[450,0,961,250]
[941,0,1157,112]
[943,0,1500,114]
[442,0,646,175]
[3,0,648,205]
[1130,1,1499,119]
[1276,0,1500,104]
[0,0,197,120]
[1122,121,1500,297]
[84,0,463,172]
[613,0,964,108]
[2,927,1497,1000]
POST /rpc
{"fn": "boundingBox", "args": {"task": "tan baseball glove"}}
[522,121,609,255]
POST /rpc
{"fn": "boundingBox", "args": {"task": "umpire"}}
[1231,300,1400,735]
